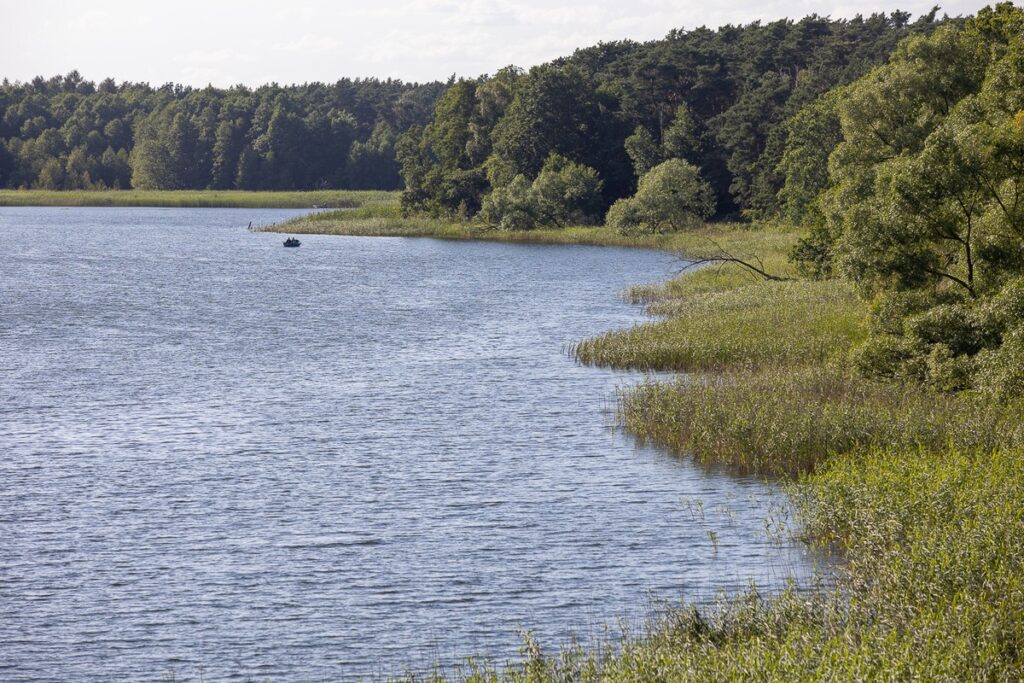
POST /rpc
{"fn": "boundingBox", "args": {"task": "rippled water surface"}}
[0,207,817,681]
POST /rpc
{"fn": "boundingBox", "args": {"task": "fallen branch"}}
[679,237,794,282]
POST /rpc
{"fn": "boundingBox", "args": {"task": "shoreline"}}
[8,199,1022,678]
[0,189,399,209]
[280,208,1024,680]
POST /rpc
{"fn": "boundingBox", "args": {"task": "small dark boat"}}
[283,237,301,248]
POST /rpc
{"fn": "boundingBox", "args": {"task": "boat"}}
[283,237,301,248]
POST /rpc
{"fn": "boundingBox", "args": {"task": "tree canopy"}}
[788,3,1024,397]
[0,74,444,190]
[396,10,942,220]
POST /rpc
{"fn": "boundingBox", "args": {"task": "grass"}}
[0,189,398,208]
[620,366,1024,476]
[342,202,1021,679]
[434,444,1024,681]
[269,198,805,255]
[573,280,866,372]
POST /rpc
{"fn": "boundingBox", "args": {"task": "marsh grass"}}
[0,189,397,208]
[270,196,810,256]
[573,280,866,372]
[425,444,1024,681]
[620,367,1024,476]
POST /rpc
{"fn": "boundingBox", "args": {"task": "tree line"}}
[0,74,446,191]
[789,3,1024,399]
[396,9,943,223]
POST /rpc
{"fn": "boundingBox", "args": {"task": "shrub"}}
[976,324,1024,399]
[479,154,603,230]
[606,159,715,235]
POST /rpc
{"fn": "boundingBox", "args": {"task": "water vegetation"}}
[385,9,1024,676]
[0,189,397,208]
[397,222,1024,681]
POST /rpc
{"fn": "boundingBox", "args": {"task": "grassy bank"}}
[0,189,398,208]
[269,199,802,254]
[343,211,1021,679]
[267,196,1024,679]
[440,443,1024,681]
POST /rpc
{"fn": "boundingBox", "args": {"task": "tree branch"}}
[678,237,794,282]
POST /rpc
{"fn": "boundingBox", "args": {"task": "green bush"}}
[850,332,926,380]
[606,159,716,235]
[479,153,603,230]
[976,324,1024,399]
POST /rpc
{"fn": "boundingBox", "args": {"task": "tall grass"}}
[270,195,811,256]
[620,366,1024,476]
[428,445,1024,681]
[574,280,866,372]
[0,189,397,208]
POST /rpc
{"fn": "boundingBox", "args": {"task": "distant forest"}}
[0,77,447,192]
[0,10,943,218]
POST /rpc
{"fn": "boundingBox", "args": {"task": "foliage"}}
[775,89,844,226]
[784,4,1024,396]
[394,11,939,221]
[605,159,715,235]
[0,72,445,191]
[479,154,604,230]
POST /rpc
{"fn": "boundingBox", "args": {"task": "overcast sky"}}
[0,0,994,86]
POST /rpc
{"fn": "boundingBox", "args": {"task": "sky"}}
[0,0,995,87]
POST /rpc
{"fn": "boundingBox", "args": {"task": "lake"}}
[0,207,818,681]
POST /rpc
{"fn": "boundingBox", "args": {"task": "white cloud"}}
[0,0,998,86]
[273,34,345,53]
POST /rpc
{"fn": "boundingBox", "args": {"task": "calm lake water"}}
[0,207,819,681]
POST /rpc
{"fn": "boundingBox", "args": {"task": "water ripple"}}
[0,207,823,681]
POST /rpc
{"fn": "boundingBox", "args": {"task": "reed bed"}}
[422,444,1024,682]
[620,367,1024,476]
[0,189,397,208]
[271,196,810,256]
[573,280,866,372]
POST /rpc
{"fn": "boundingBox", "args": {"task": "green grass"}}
[271,198,806,256]
[434,445,1024,681]
[573,280,866,372]
[0,189,398,208]
[620,366,1024,476]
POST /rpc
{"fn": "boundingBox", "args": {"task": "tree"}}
[480,154,603,230]
[624,126,662,177]
[810,5,1024,395]
[347,121,401,190]
[606,159,716,234]
[662,103,699,161]
[490,64,604,178]
[776,88,844,226]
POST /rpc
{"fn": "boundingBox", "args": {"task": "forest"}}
[397,9,943,222]
[0,9,938,203]
[0,76,445,191]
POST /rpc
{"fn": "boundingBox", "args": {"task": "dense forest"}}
[397,9,944,222]
[0,76,446,191]
[1,10,940,202]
